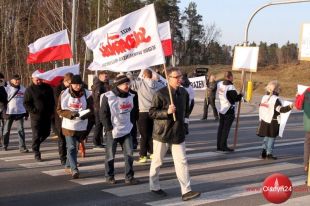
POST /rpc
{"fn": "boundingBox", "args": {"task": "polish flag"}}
[27,30,72,64]
[158,21,173,56]
[32,64,80,86]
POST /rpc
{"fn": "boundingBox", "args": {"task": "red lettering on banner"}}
[99,27,151,57]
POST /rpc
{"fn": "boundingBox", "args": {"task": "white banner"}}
[279,100,292,138]
[84,4,165,72]
[299,23,310,61]
[232,46,259,72]
[189,76,206,90]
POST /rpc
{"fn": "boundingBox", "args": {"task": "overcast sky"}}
[178,0,310,46]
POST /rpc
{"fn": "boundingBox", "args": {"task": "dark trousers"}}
[137,112,153,156]
[131,122,138,147]
[203,97,218,119]
[54,115,66,162]
[105,132,134,179]
[31,117,51,157]
[217,113,235,149]
[93,111,103,146]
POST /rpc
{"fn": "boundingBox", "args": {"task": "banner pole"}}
[163,64,176,121]
[233,69,246,149]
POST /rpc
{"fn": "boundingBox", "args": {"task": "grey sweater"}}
[130,78,165,112]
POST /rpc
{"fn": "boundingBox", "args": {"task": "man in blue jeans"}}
[100,74,138,185]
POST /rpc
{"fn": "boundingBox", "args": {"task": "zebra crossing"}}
[1,127,310,206]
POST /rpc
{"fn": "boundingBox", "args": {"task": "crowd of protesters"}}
[0,66,308,201]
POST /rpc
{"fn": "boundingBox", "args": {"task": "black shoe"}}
[106,177,116,184]
[35,156,42,162]
[94,144,105,149]
[266,154,277,160]
[125,177,139,185]
[3,146,8,151]
[214,117,219,121]
[151,189,167,197]
[201,117,207,120]
[261,149,267,159]
[216,147,223,151]
[223,147,234,152]
[20,148,29,153]
[60,159,66,166]
[182,191,201,201]
[72,171,79,179]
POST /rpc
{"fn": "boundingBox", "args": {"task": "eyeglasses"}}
[169,75,182,79]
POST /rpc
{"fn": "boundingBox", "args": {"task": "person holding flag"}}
[149,67,200,201]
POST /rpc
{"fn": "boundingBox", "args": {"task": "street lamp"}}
[234,0,310,149]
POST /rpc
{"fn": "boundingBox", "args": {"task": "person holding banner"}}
[24,71,55,161]
[202,74,219,121]
[100,75,139,185]
[130,69,165,163]
[257,80,293,160]
[296,87,310,174]
[149,68,200,201]
[216,71,243,152]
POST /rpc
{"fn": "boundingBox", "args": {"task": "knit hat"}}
[113,74,130,87]
[71,75,83,84]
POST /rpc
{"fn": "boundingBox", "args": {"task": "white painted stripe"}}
[101,163,302,196]
[43,152,223,176]
[261,194,310,206]
[146,175,307,206]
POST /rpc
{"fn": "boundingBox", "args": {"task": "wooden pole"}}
[233,69,246,149]
[162,64,176,121]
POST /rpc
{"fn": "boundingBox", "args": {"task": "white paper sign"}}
[297,84,310,95]
[279,100,292,138]
[299,23,310,61]
[189,76,206,90]
[232,46,259,72]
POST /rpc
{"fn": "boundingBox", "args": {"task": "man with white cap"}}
[24,70,55,161]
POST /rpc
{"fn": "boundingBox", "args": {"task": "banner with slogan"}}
[299,23,310,61]
[84,4,165,72]
[188,76,206,90]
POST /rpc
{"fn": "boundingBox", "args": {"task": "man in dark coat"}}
[0,72,7,147]
[91,71,110,148]
[149,67,200,201]
[24,71,55,161]
[53,72,73,165]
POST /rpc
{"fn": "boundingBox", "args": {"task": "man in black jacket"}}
[53,72,73,165]
[0,72,7,147]
[91,71,110,149]
[24,71,55,161]
[216,71,243,152]
[149,68,200,201]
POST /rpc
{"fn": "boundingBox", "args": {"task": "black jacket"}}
[91,79,110,111]
[24,83,55,119]
[223,80,243,115]
[0,84,8,114]
[149,86,189,144]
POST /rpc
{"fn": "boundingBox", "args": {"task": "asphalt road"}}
[0,111,309,206]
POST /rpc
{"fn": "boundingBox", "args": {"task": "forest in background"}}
[0,0,301,85]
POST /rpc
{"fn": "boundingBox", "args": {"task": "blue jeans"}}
[105,132,134,180]
[65,136,78,173]
[262,137,275,155]
[3,118,26,149]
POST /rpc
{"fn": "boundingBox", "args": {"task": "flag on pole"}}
[32,64,80,86]
[158,21,173,56]
[83,4,165,72]
[27,30,72,64]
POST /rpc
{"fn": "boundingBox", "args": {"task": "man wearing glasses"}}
[149,68,200,201]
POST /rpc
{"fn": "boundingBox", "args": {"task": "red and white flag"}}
[84,4,165,72]
[158,21,173,56]
[27,30,72,64]
[32,64,80,86]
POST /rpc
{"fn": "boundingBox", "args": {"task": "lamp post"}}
[233,0,310,149]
